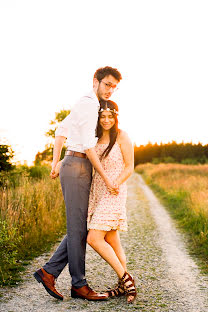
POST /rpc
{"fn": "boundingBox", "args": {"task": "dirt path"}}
[0,173,208,312]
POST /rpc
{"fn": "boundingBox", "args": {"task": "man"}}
[34,66,122,301]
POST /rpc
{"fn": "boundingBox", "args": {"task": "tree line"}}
[1,108,207,171]
[134,141,208,166]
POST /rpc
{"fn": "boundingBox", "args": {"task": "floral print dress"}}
[87,142,127,232]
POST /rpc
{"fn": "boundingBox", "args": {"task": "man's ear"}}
[93,78,99,89]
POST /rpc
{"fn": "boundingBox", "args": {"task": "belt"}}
[65,150,87,159]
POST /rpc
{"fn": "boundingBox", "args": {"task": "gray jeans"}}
[43,155,92,288]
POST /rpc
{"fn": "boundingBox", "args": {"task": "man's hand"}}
[50,136,66,179]
[50,168,59,179]
[50,161,62,179]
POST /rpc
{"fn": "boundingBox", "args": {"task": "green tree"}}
[0,145,14,171]
[45,109,70,139]
[35,109,70,165]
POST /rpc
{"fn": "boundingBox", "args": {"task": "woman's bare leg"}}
[104,230,127,271]
[87,229,125,278]
[102,230,134,303]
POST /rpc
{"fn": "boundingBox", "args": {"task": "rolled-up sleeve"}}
[79,100,98,150]
[55,113,71,138]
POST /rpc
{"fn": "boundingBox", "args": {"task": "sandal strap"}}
[121,272,135,284]
[122,277,133,284]
[106,284,125,297]
[126,287,137,301]
[126,290,137,296]
[125,283,135,289]
[121,271,137,303]
[107,290,115,297]
[121,272,128,281]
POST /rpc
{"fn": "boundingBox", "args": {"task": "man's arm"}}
[50,136,118,193]
[50,109,71,179]
[79,99,118,193]
[50,136,66,179]
[85,148,118,193]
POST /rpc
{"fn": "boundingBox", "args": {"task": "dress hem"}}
[87,223,128,232]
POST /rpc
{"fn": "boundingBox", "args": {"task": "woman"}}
[87,100,136,303]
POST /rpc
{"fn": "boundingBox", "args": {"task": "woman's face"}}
[99,110,115,131]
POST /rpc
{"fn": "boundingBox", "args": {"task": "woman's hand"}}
[105,177,119,195]
[108,180,119,195]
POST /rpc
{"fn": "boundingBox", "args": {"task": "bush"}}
[0,220,22,285]
[0,165,50,188]
[28,165,50,179]
[181,158,199,165]
[163,156,175,163]
[0,167,28,188]
[152,158,161,164]
[151,157,175,164]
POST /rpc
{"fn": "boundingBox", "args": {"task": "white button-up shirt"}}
[55,90,100,153]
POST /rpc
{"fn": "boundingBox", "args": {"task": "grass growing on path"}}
[0,166,65,286]
[135,163,208,272]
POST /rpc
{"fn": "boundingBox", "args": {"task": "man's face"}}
[95,75,119,101]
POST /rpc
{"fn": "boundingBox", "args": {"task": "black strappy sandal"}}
[120,272,137,303]
[106,279,125,298]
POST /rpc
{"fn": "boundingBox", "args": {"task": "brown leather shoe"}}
[71,285,108,301]
[34,268,63,300]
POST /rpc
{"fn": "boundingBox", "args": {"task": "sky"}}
[0,0,208,165]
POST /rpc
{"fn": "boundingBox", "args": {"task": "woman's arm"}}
[85,148,119,194]
[115,130,134,186]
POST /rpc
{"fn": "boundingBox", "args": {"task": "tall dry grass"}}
[136,164,208,216]
[135,163,208,270]
[0,167,65,286]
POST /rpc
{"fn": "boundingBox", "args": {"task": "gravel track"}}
[0,173,208,312]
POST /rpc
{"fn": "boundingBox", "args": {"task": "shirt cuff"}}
[83,137,98,151]
[55,126,68,138]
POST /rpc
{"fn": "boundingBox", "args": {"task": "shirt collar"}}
[87,90,100,110]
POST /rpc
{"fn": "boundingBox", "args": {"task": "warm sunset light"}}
[0,0,207,165]
[1,2,208,308]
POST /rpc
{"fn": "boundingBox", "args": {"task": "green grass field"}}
[135,163,208,273]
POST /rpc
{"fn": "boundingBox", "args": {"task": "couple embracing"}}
[34,66,136,304]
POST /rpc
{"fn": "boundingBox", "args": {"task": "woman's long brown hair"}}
[96,100,119,158]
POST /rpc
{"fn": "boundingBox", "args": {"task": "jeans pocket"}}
[61,157,82,178]
[80,161,92,179]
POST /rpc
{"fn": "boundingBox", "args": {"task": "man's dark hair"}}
[94,66,122,82]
